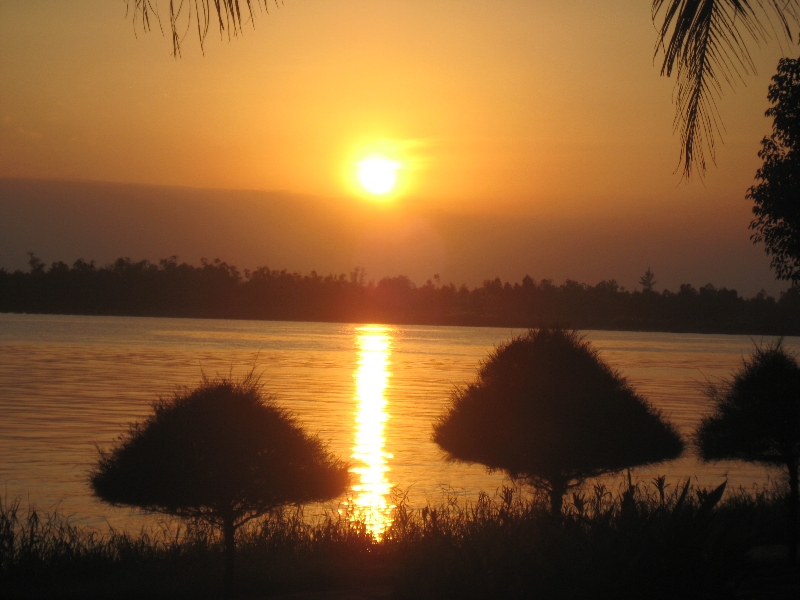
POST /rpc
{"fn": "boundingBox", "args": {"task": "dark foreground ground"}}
[2,480,799,599]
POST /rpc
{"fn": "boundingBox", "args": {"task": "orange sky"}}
[0,1,797,295]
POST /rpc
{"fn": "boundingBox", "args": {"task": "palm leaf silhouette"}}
[128,0,280,56]
[653,0,799,178]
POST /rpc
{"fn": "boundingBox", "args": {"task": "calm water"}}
[0,314,793,531]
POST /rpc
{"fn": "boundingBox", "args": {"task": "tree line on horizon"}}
[1,254,799,334]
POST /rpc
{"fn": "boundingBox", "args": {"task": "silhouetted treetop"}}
[749,56,800,282]
[640,267,657,292]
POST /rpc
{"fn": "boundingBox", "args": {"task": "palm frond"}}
[128,0,281,57]
[653,0,799,178]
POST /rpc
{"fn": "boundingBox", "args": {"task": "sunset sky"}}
[1,1,797,295]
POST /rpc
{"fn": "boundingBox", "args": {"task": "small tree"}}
[639,267,657,293]
[90,373,349,592]
[697,341,800,557]
[433,328,684,517]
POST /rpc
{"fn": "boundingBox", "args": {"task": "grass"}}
[388,478,795,600]
[1,477,797,599]
[0,497,385,599]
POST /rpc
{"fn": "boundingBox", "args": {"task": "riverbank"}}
[2,478,797,599]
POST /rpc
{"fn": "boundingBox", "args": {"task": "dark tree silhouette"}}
[4,255,800,333]
[640,267,657,292]
[432,328,684,517]
[697,340,800,557]
[749,57,800,282]
[653,1,799,177]
[90,373,349,593]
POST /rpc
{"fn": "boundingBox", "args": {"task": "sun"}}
[357,156,400,195]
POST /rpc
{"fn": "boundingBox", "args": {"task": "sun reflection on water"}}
[350,326,394,538]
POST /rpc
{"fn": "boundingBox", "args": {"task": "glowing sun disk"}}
[357,157,399,195]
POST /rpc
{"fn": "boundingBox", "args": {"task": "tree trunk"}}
[222,516,236,598]
[788,459,799,562]
[549,479,566,519]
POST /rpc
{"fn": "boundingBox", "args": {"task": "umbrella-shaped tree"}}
[90,373,350,592]
[433,328,684,517]
[697,340,800,557]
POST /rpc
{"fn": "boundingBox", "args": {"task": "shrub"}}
[90,373,350,593]
[433,328,684,515]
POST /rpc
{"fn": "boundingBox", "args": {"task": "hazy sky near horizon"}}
[1,1,798,295]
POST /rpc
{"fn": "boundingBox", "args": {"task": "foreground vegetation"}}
[2,254,799,334]
[2,478,798,599]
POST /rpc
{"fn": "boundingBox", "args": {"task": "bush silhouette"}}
[432,328,684,516]
[90,373,350,593]
[697,340,800,557]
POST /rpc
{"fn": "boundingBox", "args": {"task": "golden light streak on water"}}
[350,326,394,538]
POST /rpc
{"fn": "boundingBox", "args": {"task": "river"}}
[0,313,792,533]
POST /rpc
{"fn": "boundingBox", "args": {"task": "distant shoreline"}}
[3,255,798,336]
[2,309,796,338]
